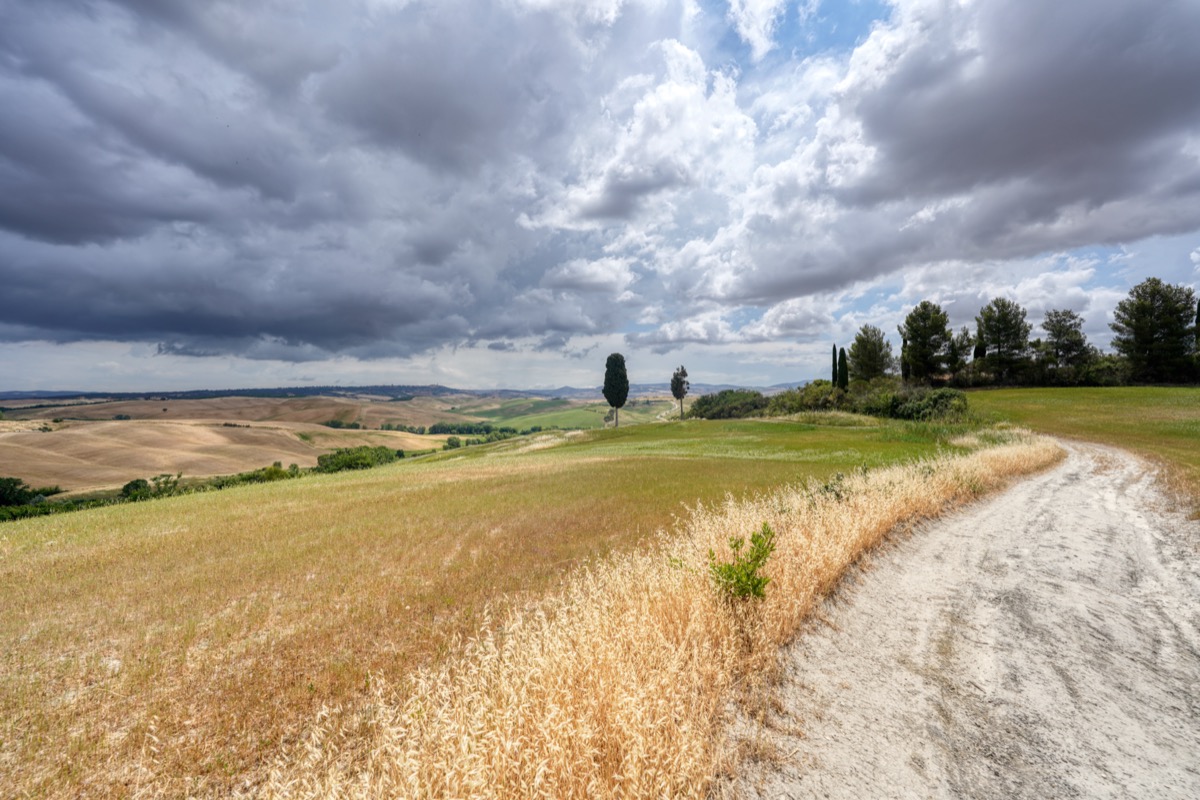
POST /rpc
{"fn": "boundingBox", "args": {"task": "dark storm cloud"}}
[319,1,582,173]
[104,0,341,93]
[0,0,627,359]
[0,77,217,244]
[579,161,691,220]
[847,1,1200,206]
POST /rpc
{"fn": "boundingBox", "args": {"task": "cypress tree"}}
[602,353,630,427]
[900,339,911,382]
[831,344,838,385]
[837,347,849,390]
[670,365,689,419]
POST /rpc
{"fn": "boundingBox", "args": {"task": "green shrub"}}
[121,478,151,499]
[765,379,967,422]
[0,504,58,522]
[688,389,769,420]
[891,387,968,420]
[1,477,36,506]
[316,446,398,472]
[708,522,777,601]
[150,473,182,496]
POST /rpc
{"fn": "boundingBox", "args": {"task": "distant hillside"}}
[3,381,806,405]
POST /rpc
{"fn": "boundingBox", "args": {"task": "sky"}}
[2,0,1199,392]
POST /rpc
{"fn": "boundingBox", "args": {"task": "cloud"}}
[542,257,638,295]
[649,0,1200,319]
[1,0,1198,388]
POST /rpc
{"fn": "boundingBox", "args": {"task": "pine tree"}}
[976,297,1031,383]
[848,324,894,382]
[897,301,950,383]
[1110,278,1197,382]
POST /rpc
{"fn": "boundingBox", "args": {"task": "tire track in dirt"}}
[732,443,1200,799]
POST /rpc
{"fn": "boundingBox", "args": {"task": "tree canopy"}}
[848,324,895,382]
[945,326,973,380]
[603,352,630,426]
[976,297,1031,383]
[1110,278,1197,382]
[1042,309,1091,372]
[898,301,950,383]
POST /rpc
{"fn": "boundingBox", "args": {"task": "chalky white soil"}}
[733,443,1200,799]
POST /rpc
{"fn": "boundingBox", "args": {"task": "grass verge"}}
[262,432,1063,798]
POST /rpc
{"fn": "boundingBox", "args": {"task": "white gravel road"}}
[733,443,1200,799]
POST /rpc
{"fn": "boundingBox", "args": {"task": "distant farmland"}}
[0,392,677,493]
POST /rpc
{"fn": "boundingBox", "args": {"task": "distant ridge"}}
[0,381,805,404]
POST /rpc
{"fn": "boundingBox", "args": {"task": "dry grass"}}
[260,434,1063,799]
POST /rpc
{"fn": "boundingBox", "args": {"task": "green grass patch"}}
[970,386,1200,514]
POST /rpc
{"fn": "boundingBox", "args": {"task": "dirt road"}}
[733,443,1200,799]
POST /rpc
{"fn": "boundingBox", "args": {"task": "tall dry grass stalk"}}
[262,435,1063,799]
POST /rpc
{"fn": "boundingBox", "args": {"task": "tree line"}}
[878,277,1199,387]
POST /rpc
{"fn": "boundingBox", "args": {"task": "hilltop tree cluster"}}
[609,275,1197,427]
[883,277,1198,388]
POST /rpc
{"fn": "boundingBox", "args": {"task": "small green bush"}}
[688,389,769,420]
[121,478,151,499]
[316,445,398,472]
[708,522,777,601]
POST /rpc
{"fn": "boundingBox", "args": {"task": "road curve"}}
[732,443,1200,799]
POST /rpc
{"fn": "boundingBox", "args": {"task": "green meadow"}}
[457,396,679,429]
[970,386,1200,514]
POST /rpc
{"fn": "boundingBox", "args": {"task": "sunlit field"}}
[970,386,1200,514]
[451,395,680,430]
[2,415,999,797]
[262,431,1062,798]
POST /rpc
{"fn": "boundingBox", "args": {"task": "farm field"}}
[439,395,680,430]
[3,415,969,798]
[5,393,483,428]
[0,419,442,494]
[0,392,669,494]
[970,386,1200,514]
